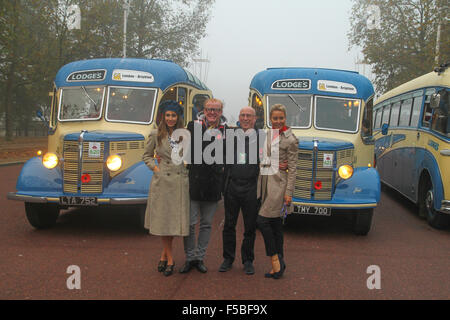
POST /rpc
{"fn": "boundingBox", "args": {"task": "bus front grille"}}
[63,141,104,194]
[293,147,353,201]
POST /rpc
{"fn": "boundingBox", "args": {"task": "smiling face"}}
[270,110,286,130]
[204,100,223,127]
[164,110,178,129]
[239,107,256,131]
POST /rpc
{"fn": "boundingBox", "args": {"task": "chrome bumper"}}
[440,200,450,214]
[7,192,147,205]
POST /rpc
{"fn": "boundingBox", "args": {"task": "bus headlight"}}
[338,165,353,180]
[42,153,59,169]
[106,155,122,172]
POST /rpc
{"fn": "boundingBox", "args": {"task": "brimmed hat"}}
[159,100,184,117]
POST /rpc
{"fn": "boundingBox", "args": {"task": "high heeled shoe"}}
[158,260,167,272]
[164,263,175,276]
[272,258,286,279]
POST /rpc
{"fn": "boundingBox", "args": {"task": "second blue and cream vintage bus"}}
[373,64,449,229]
[249,67,380,235]
[8,58,212,229]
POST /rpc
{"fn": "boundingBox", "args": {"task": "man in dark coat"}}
[219,106,263,275]
[180,98,228,274]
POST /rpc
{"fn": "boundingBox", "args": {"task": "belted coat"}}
[142,129,189,236]
[257,127,298,218]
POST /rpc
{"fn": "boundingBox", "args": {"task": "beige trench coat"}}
[142,130,189,236]
[257,128,298,218]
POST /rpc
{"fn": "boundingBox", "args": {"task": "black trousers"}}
[223,181,258,264]
[256,215,284,258]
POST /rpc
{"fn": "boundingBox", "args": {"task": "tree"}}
[0,0,215,139]
[348,0,449,93]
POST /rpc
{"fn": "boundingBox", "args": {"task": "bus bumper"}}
[7,192,147,205]
[440,200,450,214]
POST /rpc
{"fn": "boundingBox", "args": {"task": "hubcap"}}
[425,189,434,213]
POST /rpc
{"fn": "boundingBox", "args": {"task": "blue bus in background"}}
[7,58,212,229]
[249,67,380,235]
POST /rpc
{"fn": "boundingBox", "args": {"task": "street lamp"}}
[123,0,131,58]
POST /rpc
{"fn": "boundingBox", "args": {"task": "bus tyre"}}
[352,209,373,236]
[420,182,449,229]
[25,203,60,229]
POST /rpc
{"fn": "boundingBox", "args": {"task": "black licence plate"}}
[60,196,98,206]
[293,205,331,216]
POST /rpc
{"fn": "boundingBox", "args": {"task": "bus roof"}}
[249,67,374,101]
[374,68,450,106]
[54,58,209,91]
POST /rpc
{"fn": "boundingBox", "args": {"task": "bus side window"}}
[362,97,373,137]
[374,108,382,129]
[192,94,208,121]
[422,95,433,128]
[410,96,423,127]
[389,101,400,127]
[177,87,187,125]
[381,103,391,127]
[398,98,412,127]
[431,89,449,136]
[251,93,264,129]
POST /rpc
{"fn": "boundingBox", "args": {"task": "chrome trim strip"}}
[7,193,147,205]
[7,193,47,203]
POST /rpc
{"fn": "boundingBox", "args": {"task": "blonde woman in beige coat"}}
[257,104,298,279]
[142,100,189,276]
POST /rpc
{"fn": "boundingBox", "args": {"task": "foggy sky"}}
[188,0,367,124]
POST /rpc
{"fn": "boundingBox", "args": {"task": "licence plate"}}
[294,205,331,216]
[60,196,98,206]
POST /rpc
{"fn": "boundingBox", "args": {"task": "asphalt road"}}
[1,164,449,300]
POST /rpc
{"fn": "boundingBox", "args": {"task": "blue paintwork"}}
[293,167,381,207]
[64,131,144,142]
[55,58,209,91]
[250,67,374,101]
[298,138,354,151]
[14,159,153,201]
[16,157,63,193]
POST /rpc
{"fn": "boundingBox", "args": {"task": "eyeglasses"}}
[205,108,222,113]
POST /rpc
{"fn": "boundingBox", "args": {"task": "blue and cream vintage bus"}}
[373,64,449,229]
[7,58,212,229]
[249,67,380,235]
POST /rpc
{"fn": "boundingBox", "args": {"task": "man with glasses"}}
[219,107,263,275]
[180,98,228,274]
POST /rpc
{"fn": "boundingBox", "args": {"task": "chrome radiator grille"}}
[293,147,353,201]
[63,141,105,194]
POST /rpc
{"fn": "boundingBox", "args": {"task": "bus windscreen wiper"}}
[288,94,305,112]
[82,86,98,112]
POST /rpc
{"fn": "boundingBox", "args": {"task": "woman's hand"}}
[279,160,288,171]
[284,195,292,206]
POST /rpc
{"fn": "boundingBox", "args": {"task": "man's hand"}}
[279,160,288,171]
[284,195,292,206]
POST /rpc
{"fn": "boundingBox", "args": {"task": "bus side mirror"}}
[430,93,441,109]
[381,123,389,135]
[36,109,50,129]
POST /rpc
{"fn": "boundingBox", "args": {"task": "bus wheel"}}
[25,203,60,229]
[420,182,449,229]
[352,209,373,236]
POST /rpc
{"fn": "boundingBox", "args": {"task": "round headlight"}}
[42,153,59,169]
[106,155,122,172]
[338,165,354,180]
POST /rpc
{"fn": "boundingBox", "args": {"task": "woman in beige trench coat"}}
[257,104,298,279]
[142,100,189,276]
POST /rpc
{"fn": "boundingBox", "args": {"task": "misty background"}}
[189,0,369,124]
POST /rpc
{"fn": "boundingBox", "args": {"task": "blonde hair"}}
[269,104,287,118]
[204,98,223,109]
